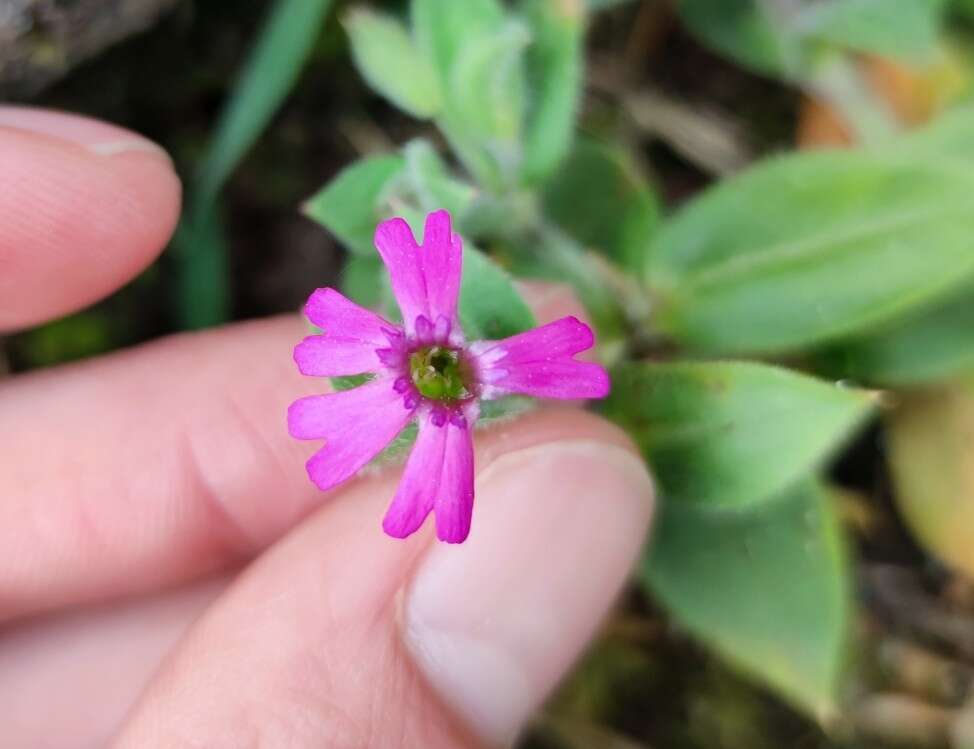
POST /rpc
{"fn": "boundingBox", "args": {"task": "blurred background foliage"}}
[7,1,974,747]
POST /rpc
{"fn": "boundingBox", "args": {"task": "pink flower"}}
[288,209,610,543]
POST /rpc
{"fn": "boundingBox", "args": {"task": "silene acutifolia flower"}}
[287,209,610,543]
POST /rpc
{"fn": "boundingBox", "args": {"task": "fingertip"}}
[403,411,654,744]
[0,110,181,330]
[0,106,172,159]
[518,280,590,327]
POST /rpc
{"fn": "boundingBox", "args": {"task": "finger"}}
[0,106,181,330]
[0,575,228,749]
[0,284,595,622]
[0,316,315,621]
[517,280,589,326]
[114,410,654,748]
[0,411,643,746]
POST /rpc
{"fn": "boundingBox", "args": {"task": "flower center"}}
[409,346,470,402]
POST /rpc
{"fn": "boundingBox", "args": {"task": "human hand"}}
[0,107,654,748]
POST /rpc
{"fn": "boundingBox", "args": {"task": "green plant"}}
[300,0,974,737]
[173,0,335,329]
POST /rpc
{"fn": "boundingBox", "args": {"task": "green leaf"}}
[895,103,974,164]
[542,137,660,274]
[412,0,528,188]
[411,0,506,79]
[815,287,974,387]
[340,254,386,311]
[797,0,947,62]
[13,311,114,367]
[402,139,477,218]
[437,119,506,191]
[448,20,530,148]
[604,361,874,508]
[303,155,405,253]
[460,246,537,340]
[504,225,628,341]
[330,373,372,392]
[176,0,334,329]
[956,0,974,20]
[197,0,333,202]
[644,480,851,719]
[172,204,231,329]
[344,8,442,118]
[647,149,974,354]
[678,0,796,78]
[679,0,945,81]
[519,0,586,183]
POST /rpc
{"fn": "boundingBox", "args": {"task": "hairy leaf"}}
[648,149,974,354]
[543,137,659,273]
[644,480,851,719]
[345,9,442,118]
[815,287,974,387]
[604,361,874,507]
[303,155,405,254]
[520,0,586,183]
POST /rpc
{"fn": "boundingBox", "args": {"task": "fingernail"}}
[84,139,171,160]
[0,105,172,164]
[403,440,654,746]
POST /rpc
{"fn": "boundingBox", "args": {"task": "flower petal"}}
[303,287,392,343]
[481,359,611,400]
[434,421,475,544]
[293,335,381,377]
[288,379,415,491]
[374,217,428,335]
[469,316,594,365]
[382,413,448,539]
[469,316,610,400]
[421,209,463,328]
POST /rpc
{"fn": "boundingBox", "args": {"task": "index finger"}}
[0,107,181,330]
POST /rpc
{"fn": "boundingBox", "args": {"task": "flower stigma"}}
[409,345,470,402]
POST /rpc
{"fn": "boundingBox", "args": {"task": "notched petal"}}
[422,210,463,327]
[288,379,416,492]
[303,288,391,342]
[374,217,428,333]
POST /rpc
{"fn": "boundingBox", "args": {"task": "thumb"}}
[113,409,654,748]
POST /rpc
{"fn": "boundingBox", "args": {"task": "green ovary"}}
[409,346,470,402]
